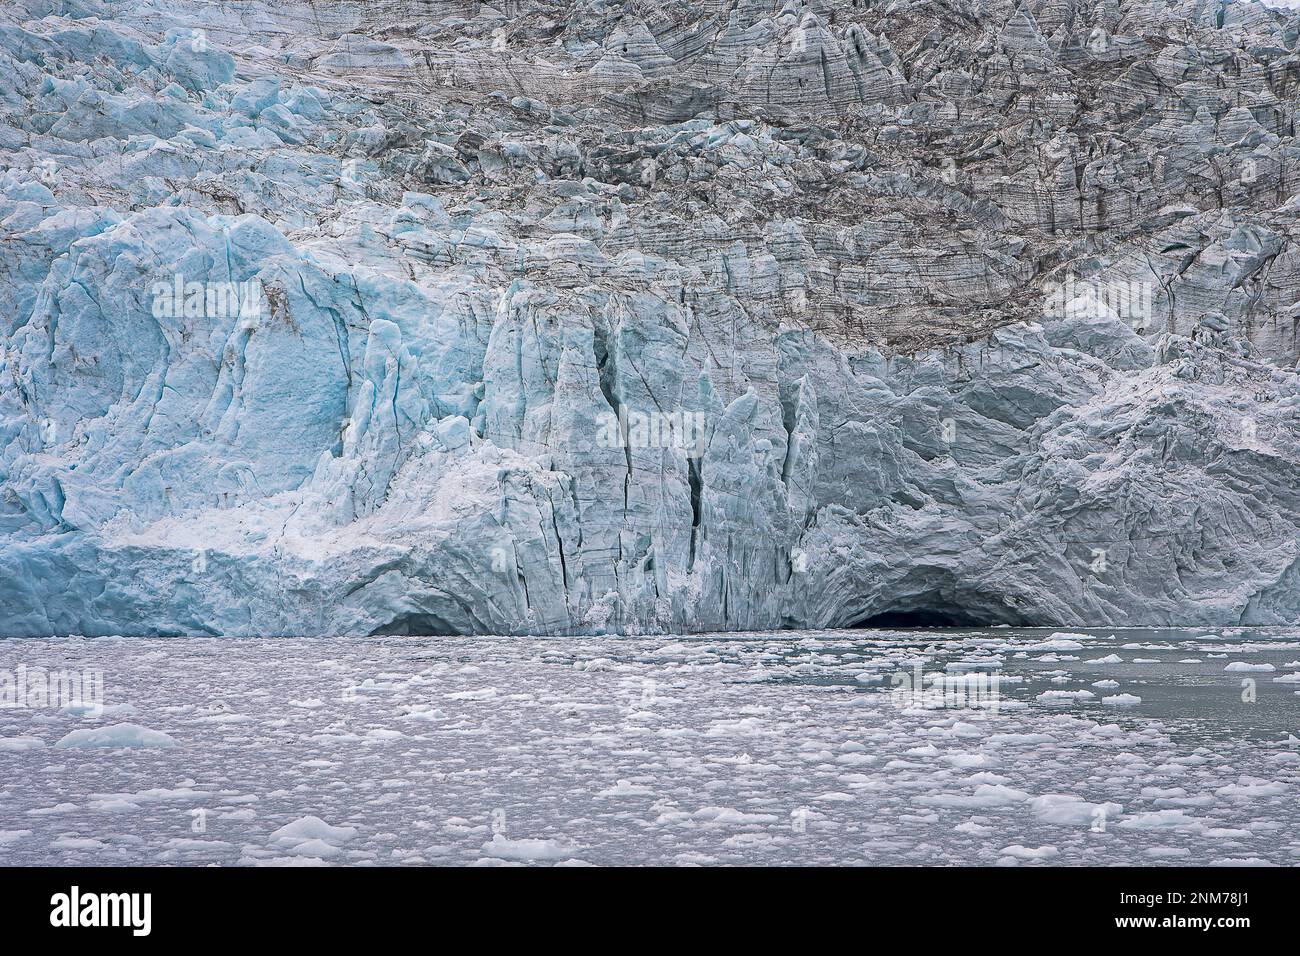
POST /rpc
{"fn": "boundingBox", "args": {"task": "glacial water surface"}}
[0,628,1296,866]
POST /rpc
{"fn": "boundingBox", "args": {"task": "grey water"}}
[1,627,1297,866]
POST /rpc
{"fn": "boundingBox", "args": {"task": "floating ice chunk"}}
[58,701,104,717]
[285,838,344,859]
[268,817,358,844]
[251,855,333,867]
[55,723,176,749]
[1101,694,1142,707]
[1087,654,1123,664]
[1208,857,1277,867]
[943,751,999,768]
[966,772,1011,785]
[1273,672,1300,683]
[596,779,654,797]
[0,736,46,750]
[52,836,106,851]
[1091,680,1120,689]
[480,835,583,861]
[189,712,252,724]
[1029,794,1123,826]
[999,844,1059,860]
[835,752,877,766]
[1225,662,1274,672]
[686,807,780,825]
[1036,690,1094,702]
[987,732,1055,745]
[1214,780,1288,798]
[87,798,142,812]
[917,784,1031,808]
[400,706,448,721]
[447,688,499,700]
[1026,636,1086,650]
[267,816,358,857]
[1118,809,1204,830]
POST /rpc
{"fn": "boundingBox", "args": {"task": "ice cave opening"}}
[853,609,987,628]
[369,613,459,636]
[850,595,1043,629]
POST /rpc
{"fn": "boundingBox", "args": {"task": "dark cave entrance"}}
[370,613,458,636]
[849,593,1045,629]
[853,608,988,628]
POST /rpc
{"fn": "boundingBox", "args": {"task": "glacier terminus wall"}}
[3,0,1300,635]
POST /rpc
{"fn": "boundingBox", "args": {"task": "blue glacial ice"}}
[3,0,1300,635]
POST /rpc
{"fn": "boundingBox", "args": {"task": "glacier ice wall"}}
[2,0,1300,635]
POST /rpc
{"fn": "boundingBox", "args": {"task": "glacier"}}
[2,0,1300,636]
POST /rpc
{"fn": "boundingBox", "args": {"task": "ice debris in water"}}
[54,724,178,749]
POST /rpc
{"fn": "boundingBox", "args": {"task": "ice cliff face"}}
[3,0,1300,635]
